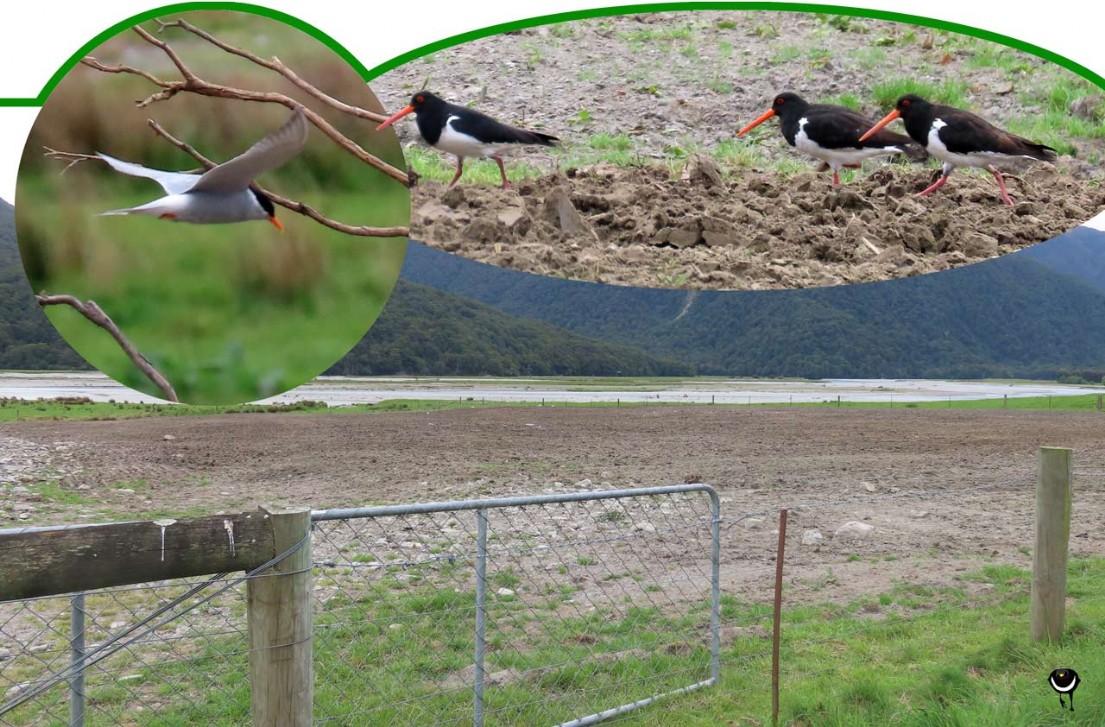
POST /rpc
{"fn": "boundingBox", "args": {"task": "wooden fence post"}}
[1031,447,1072,643]
[248,506,313,726]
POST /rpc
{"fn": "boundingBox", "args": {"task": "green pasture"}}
[5,556,1101,726]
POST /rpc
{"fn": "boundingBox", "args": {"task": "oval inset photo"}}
[374,9,1105,290]
[17,9,410,404]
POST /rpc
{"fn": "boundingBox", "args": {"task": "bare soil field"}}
[375,10,1105,289]
[412,163,1102,289]
[3,407,1103,605]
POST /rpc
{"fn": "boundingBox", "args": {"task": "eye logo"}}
[1048,668,1080,712]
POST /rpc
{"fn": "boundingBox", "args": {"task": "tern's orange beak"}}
[269,216,284,231]
[859,109,901,142]
[738,108,776,136]
[377,105,415,131]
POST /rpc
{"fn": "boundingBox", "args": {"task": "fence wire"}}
[310,486,720,726]
[0,466,1098,725]
[0,577,251,726]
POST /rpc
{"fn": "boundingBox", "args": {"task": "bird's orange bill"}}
[859,109,901,143]
[737,108,776,136]
[377,105,415,131]
[269,216,284,231]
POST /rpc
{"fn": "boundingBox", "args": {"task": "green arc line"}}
[0,1,371,106]
[1,1,1103,107]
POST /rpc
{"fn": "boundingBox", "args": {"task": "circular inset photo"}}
[17,9,410,405]
[374,9,1105,290]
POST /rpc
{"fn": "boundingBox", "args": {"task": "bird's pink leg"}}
[492,156,510,189]
[989,166,1014,206]
[917,174,949,197]
[448,157,465,189]
[831,168,841,186]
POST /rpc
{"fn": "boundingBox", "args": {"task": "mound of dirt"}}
[411,160,1105,290]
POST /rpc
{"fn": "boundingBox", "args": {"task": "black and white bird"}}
[97,108,309,229]
[738,92,923,185]
[377,91,558,189]
[1048,668,1080,712]
[860,94,1057,206]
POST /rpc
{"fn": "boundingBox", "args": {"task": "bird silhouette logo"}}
[1049,668,1080,711]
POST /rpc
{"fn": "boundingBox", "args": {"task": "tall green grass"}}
[870,78,971,110]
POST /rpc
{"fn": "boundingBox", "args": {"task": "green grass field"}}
[6,558,1101,725]
[1,388,1102,423]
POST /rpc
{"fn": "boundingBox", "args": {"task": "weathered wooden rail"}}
[0,505,313,727]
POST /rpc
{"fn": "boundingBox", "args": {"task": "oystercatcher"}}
[1048,668,1080,711]
[97,108,308,229]
[737,92,922,185]
[377,91,558,189]
[859,94,1057,205]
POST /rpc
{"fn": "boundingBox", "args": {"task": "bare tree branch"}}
[36,294,179,403]
[146,121,411,237]
[154,18,390,124]
[47,127,410,239]
[79,20,410,186]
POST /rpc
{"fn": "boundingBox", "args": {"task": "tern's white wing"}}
[190,108,309,193]
[96,153,202,195]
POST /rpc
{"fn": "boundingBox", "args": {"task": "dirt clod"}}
[410,165,1103,289]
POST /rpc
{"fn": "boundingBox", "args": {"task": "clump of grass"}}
[849,46,888,71]
[869,77,970,109]
[824,93,862,110]
[548,23,575,39]
[403,145,544,185]
[713,139,808,177]
[807,48,832,69]
[616,24,694,46]
[815,13,868,33]
[750,23,779,39]
[963,44,1033,76]
[586,133,632,152]
[770,45,802,64]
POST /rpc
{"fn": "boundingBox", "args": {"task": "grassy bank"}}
[1,390,1103,423]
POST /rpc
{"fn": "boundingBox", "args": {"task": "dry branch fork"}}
[56,18,412,236]
[36,294,179,403]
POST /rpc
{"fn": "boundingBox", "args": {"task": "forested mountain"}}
[7,193,1105,380]
[0,200,87,369]
[335,280,694,376]
[0,200,691,377]
[400,227,1105,380]
[1021,224,1105,293]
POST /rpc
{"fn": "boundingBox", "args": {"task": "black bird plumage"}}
[378,91,558,188]
[1049,668,1080,712]
[739,92,925,185]
[862,94,1057,205]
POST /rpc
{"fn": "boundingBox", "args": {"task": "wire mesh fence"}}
[0,457,1097,725]
[0,577,251,726]
[309,485,721,726]
[1,485,721,726]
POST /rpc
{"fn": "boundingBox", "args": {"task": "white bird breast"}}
[1050,676,1077,693]
[436,116,510,159]
[926,118,1028,169]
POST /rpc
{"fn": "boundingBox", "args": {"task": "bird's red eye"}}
[901,99,911,107]
[415,95,424,103]
[776,98,785,105]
